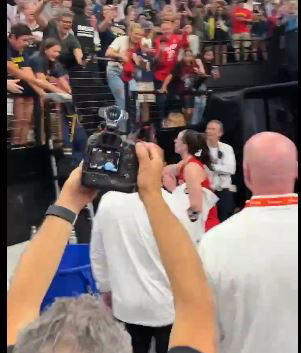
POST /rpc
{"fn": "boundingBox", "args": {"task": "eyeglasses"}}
[60,20,72,25]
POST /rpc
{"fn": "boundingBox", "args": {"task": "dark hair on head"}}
[203,46,214,54]
[136,124,156,143]
[72,0,86,15]
[182,129,212,170]
[9,23,32,38]
[39,38,61,55]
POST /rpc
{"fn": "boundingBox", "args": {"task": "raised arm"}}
[34,0,51,29]
[136,142,216,353]
[7,166,98,346]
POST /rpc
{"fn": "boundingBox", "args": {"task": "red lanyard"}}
[245,196,298,208]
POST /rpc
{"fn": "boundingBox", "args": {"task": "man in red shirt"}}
[231,0,253,61]
[153,20,189,129]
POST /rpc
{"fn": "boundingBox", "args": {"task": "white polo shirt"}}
[90,186,206,327]
[198,194,298,353]
[208,141,236,191]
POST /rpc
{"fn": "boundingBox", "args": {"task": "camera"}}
[81,105,138,193]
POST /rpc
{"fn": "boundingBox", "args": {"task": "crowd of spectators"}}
[7,0,298,145]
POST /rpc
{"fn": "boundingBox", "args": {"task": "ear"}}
[243,161,252,191]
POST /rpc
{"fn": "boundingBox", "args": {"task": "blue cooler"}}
[40,244,99,312]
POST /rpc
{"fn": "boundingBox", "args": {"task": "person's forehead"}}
[61,16,72,21]
[207,122,220,129]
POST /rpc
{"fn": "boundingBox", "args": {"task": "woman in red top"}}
[163,129,220,232]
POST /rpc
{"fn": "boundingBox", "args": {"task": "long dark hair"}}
[182,129,212,170]
[39,38,61,56]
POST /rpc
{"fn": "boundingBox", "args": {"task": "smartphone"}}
[211,65,219,76]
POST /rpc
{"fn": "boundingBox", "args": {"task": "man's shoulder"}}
[218,141,234,151]
[202,210,247,242]
[99,191,139,209]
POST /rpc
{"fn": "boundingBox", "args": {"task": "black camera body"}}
[81,106,138,193]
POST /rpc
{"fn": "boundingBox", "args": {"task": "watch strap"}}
[45,204,78,226]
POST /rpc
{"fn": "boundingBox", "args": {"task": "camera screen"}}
[90,148,120,173]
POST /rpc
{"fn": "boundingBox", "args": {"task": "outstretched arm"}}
[7,166,98,345]
[136,143,216,353]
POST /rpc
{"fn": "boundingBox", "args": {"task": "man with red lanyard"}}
[153,20,189,129]
[231,0,253,61]
[199,132,298,353]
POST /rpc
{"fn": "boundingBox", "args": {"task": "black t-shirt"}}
[7,42,30,69]
[43,21,81,69]
[29,52,66,79]
[168,347,203,353]
[98,20,126,57]
[72,14,95,56]
[7,42,30,80]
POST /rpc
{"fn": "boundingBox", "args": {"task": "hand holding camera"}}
[81,106,139,193]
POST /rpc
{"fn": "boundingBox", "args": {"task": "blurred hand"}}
[90,15,97,29]
[55,164,98,214]
[158,86,168,94]
[136,142,164,200]
[119,53,128,63]
[7,79,23,94]
[162,172,177,192]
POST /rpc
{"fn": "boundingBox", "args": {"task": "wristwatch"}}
[45,204,78,226]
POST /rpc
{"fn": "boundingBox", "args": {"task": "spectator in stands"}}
[7,0,25,34]
[125,7,138,30]
[199,132,298,353]
[154,20,189,128]
[190,4,209,51]
[182,24,200,57]
[164,129,220,232]
[160,49,206,124]
[62,0,72,9]
[72,0,95,60]
[205,120,236,222]
[251,10,268,61]
[231,0,253,61]
[212,6,230,65]
[34,8,84,69]
[29,37,73,144]
[142,0,157,24]
[19,1,44,56]
[7,23,63,145]
[191,46,220,126]
[105,23,144,125]
[40,0,62,21]
[115,0,130,22]
[97,4,126,74]
[132,37,155,126]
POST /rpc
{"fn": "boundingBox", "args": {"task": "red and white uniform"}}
[177,156,220,232]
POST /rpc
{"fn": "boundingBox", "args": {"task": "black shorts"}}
[14,80,37,98]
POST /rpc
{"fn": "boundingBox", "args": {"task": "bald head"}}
[243,132,298,195]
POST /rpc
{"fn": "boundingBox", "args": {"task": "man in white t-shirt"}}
[199,131,298,353]
[205,120,236,222]
[90,182,204,353]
